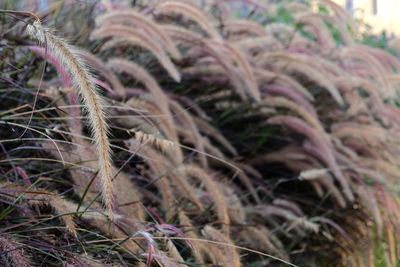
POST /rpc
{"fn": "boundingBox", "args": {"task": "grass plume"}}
[26,20,115,218]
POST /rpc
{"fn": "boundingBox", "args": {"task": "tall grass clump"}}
[1,0,400,266]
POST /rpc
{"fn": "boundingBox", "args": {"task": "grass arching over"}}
[1,1,400,266]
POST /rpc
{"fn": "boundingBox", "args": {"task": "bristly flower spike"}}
[27,20,115,219]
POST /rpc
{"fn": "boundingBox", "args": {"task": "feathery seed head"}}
[27,20,45,43]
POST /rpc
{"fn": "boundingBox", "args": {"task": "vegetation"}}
[1,0,400,266]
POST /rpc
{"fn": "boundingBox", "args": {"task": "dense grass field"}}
[1,0,400,266]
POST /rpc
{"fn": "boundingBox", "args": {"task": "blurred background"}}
[27,0,400,35]
[334,0,400,35]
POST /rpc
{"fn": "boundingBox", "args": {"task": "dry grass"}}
[0,0,400,266]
